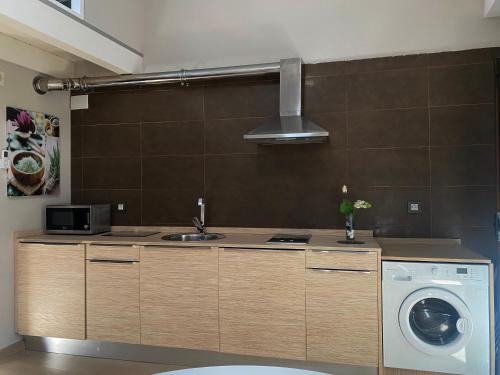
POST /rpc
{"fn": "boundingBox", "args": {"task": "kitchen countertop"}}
[18,228,491,263]
[18,227,382,252]
[378,237,491,264]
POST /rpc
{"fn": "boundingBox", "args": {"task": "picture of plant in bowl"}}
[6,106,61,197]
[11,152,45,186]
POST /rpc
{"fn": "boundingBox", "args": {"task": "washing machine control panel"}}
[383,261,488,284]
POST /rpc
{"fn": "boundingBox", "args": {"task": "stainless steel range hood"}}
[243,58,329,145]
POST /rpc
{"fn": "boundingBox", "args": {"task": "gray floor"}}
[0,351,185,375]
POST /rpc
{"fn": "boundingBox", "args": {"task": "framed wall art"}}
[6,106,60,197]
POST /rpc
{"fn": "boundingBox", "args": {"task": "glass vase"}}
[345,213,355,241]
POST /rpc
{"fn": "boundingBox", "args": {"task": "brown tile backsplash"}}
[71,47,498,256]
[142,121,204,156]
[429,63,495,106]
[348,108,429,149]
[430,104,496,146]
[347,68,428,111]
[82,157,141,189]
[83,124,141,157]
[204,80,279,119]
[141,87,204,122]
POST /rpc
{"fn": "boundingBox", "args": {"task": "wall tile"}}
[71,110,83,127]
[141,87,204,122]
[429,63,495,106]
[303,75,346,113]
[71,189,83,204]
[348,108,429,149]
[83,157,141,189]
[206,151,347,191]
[83,124,140,157]
[142,155,204,189]
[346,54,428,74]
[142,121,204,156]
[349,148,429,187]
[350,186,431,229]
[82,189,141,226]
[71,159,82,190]
[427,48,495,67]
[207,187,342,228]
[142,189,202,225]
[84,90,142,125]
[430,104,496,146]
[304,61,348,77]
[205,117,263,155]
[204,80,279,119]
[431,145,496,186]
[71,125,82,158]
[347,68,427,111]
[431,186,497,227]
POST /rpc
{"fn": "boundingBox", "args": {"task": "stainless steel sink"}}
[162,233,225,242]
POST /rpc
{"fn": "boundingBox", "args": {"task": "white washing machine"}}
[382,261,491,375]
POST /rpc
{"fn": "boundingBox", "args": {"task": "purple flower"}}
[13,111,34,133]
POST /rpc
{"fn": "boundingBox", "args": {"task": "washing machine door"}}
[399,287,473,356]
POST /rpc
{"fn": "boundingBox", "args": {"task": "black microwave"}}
[45,205,111,235]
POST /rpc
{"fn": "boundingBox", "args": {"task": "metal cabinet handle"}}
[309,268,372,274]
[89,243,139,248]
[223,247,304,253]
[311,249,373,254]
[88,259,138,264]
[20,242,83,246]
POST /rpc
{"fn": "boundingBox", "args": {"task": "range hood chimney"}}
[243,58,329,145]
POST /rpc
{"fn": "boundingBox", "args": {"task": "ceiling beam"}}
[0,33,75,77]
[0,0,143,74]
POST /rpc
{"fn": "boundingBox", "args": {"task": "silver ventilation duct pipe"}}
[33,62,281,94]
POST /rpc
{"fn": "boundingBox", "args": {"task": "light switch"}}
[0,72,4,87]
[408,201,421,214]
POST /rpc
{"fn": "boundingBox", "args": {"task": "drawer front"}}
[306,249,377,271]
[86,244,139,261]
[87,260,140,344]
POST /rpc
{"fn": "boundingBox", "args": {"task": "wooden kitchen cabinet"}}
[140,246,219,351]
[306,268,379,367]
[219,248,306,360]
[86,244,140,344]
[16,242,85,339]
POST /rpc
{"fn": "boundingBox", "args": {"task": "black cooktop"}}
[267,233,312,245]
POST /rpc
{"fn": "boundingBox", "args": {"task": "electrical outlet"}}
[408,201,422,214]
[116,202,127,213]
[0,72,4,87]
[0,150,9,169]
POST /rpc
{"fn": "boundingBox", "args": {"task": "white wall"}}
[0,60,71,349]
[84,0,145,54]
[144,0,500,72]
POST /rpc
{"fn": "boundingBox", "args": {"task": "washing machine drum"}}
[399,288,473,356]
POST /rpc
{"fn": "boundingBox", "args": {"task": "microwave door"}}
[46,208,90,232]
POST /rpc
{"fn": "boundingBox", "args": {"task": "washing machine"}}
[382,261,491,375]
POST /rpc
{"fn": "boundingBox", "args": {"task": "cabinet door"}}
[306,268,378,367]
[16,242,85,339]
[86,247,140,344]
[140,247,219,351]
[219,248,306,360]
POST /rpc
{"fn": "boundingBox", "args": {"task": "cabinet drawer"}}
[306,249,377,271]
[86,244,139,261]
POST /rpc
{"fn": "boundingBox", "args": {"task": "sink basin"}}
[162,233,225,242]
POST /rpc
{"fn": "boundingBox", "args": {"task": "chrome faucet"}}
[193,197,206,233]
